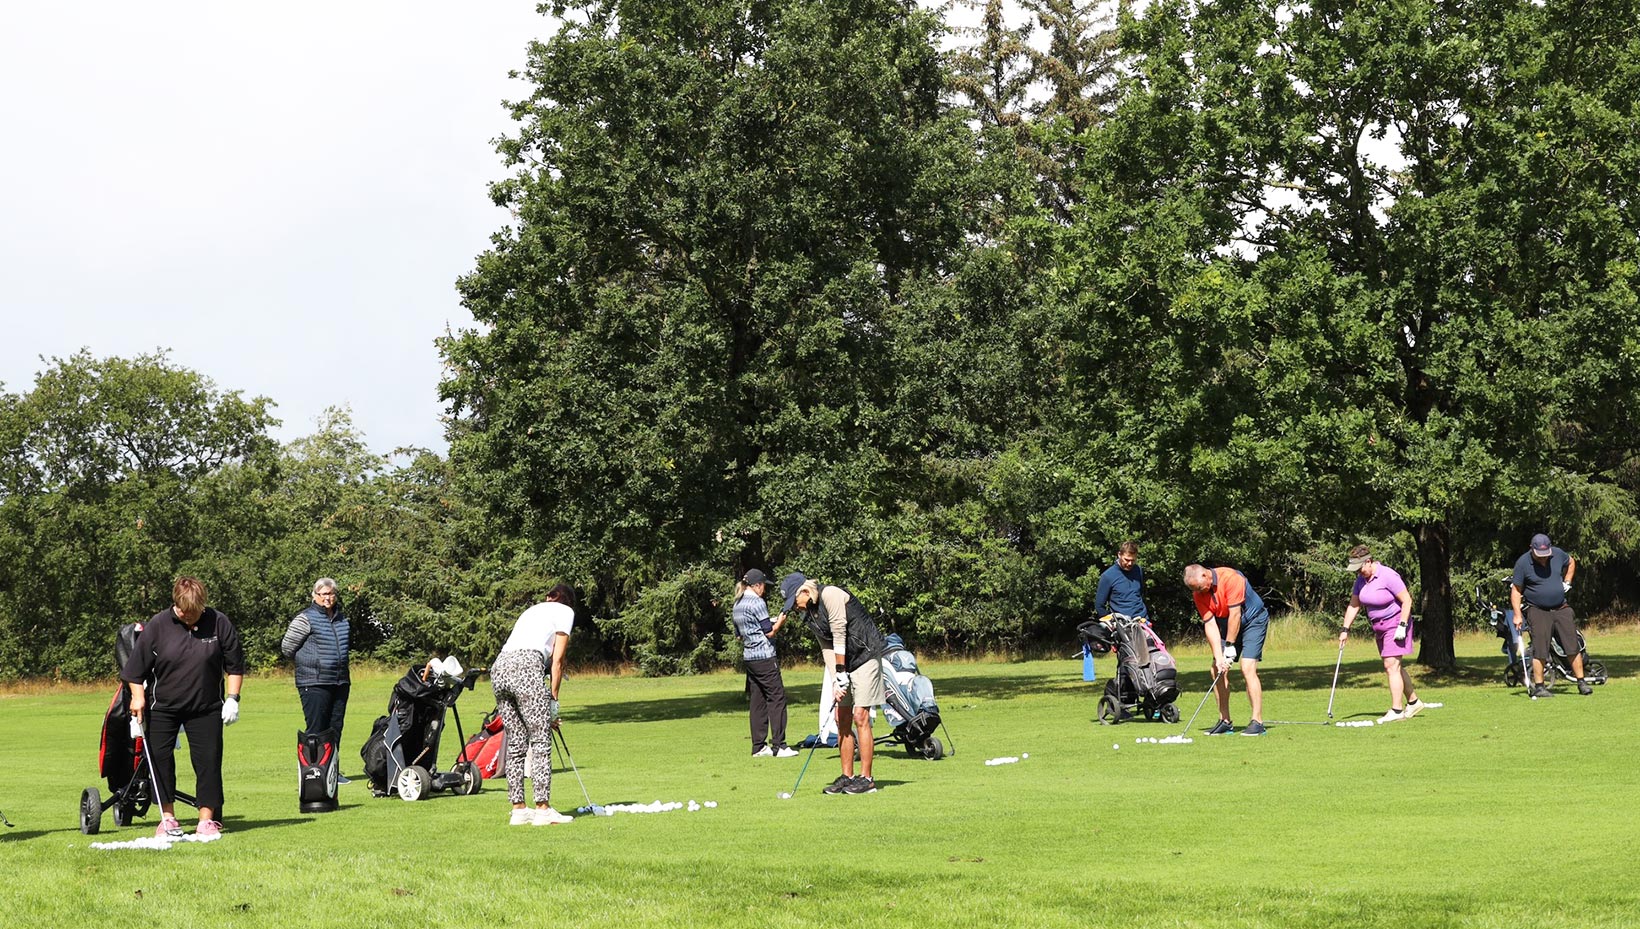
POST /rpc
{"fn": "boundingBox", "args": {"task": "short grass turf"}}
[4,627,1638,928]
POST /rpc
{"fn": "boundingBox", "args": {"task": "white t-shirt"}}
[501,601,574,659]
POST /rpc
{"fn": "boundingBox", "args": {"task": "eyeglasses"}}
[315,590,337,598]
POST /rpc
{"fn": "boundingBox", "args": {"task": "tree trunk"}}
[1415,519,1457,672]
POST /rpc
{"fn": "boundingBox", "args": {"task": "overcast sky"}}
[0,1,552,454]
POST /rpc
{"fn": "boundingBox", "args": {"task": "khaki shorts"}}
[839,658,887,709]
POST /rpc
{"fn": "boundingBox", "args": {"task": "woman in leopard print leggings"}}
[492,585,576,826]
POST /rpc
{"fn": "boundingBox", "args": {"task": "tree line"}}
[4,0,1637,679]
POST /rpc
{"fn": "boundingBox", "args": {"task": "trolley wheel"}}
[80,787,102,835]
[1097,696,1121,725]
[455,761,483,796]
[922,738,945,761]
[1585,660,1606,684]
[113,801,134,827]
[1160,704,1180,724]
[396,765,432,802]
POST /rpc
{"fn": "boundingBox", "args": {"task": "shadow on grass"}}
[223,815,322,832]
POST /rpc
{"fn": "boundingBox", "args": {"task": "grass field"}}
[4,625,1638,928]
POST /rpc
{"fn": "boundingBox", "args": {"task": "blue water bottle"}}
[1082,643,1097,682]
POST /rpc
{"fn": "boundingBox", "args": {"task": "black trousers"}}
[148,707,225,813]
[298,683,351,746]
[745,658,788,751]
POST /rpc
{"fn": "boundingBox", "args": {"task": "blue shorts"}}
[1215,612,1268,661]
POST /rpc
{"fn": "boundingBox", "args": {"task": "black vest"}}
[805,585,886,672]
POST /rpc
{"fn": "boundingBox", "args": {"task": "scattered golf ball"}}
[1021,753,1029,759]
[778,792,792,799]
[1113,743,1119,750]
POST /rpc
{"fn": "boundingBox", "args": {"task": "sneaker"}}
[194,820,222,838]
[1377,709,1405,724]
[752,745,774,757]
[532,807,573,826]
[1532,683,1555,698]
[1577,679,1593,696]
[1239,720,1268,736]
[822,775,851,795]
[337,774,352,785]
[509,808,533,826]
[155,816,183,839]
[774,746,799,758]
[843,775,877,794]
[1402,700,1424,719]
[1206,720,1235,736]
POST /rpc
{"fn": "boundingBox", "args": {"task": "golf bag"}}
[78,622,200,834]
[455,708,507,780]
[361,660,485,801]
[1078,614,1180,724]
[297,728,340,813]
[876,634,949,760]
[1477,579,1607,687]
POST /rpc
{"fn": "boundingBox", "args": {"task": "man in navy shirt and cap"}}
[1510,532,1589,697]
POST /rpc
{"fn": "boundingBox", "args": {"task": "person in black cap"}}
[1510,532,1588,697]
[732,569,795,757]
[779,572,889,794]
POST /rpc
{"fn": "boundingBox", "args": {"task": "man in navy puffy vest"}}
[283,577,353,786]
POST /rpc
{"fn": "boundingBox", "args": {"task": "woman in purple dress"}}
[1338,545,1429,722]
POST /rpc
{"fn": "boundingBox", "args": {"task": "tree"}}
[442,0,981,622]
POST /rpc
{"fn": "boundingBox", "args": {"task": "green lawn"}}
[4,626,1637,928]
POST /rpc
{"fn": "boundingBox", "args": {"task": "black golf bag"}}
[876,634,950,760]
[361,662,484,801]
[1079,614,1180,724]
[79,622,200,834]
[297,728,340,813]
[1477,578,1607,687]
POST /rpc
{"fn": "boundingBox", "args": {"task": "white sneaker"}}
[532,807,573,826]
[774,746,799,758]
[752,745,774,757]
[1402,700,1424,719]
[509,808,532,826]
[1377,709,1405,724]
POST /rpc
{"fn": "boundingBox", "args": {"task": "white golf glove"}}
[833,671,851,694]
[547,695,560,723]
[1222,643,1237,662]
[1394,622,1407,643]
[1562,580,1572,593]
[221,697,240,726]
[129,717,145,740]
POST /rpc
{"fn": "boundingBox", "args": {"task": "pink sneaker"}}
[155,816,183,838]
[194,820,223,838]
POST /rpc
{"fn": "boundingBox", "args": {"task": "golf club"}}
[550,725,596,812]
[1325,639,1346,719]
[0,807,12,828]
[782,698,838,799]
[1518,621,1533,696]
[1178,667,1228,737]
[1265,720,1329,726]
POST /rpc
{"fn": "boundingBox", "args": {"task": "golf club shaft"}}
[552,727,595,810]
[1179,668,1227,737]
[0,807,11,827]
[789,698,839,796]
[1325,641,1345,719]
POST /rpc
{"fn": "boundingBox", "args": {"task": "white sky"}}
[0,1,552,454]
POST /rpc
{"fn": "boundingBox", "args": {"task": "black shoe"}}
[1238,720,1267,737]
[1531,683,1555,698]
[1577,679,1593,696]
[842,776,877,794]
[1206,720,1235,736]
[821,775,851,795]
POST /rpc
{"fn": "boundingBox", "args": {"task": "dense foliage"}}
[3,1,1635,678]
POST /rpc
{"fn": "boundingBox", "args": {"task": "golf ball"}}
[778,792,792,799]
[1021,753,1029,759]
[1113,743,1120,750]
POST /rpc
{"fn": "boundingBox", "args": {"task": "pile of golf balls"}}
[1336,720,1374,728]
[576,799,717,816]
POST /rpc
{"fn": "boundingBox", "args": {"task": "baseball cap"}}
[779,572,807,612]
[1345,552,1372,571]
[742,568,768,586]
[1530,533,1553,556]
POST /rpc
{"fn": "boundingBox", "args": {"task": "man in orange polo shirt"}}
[1183,564,1270,736]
